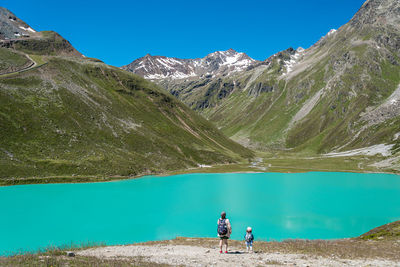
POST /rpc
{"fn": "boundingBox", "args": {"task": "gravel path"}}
[78,244,400,267]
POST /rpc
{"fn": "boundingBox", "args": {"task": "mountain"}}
[0,7,81,58]
[122,48,261,80]
[0,7,38,39]
[123,0,400,162]
[0,8,252,183]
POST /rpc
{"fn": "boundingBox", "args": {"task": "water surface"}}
[1,172,399,255]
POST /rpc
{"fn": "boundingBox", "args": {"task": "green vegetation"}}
[262,154,380,173]
[28,54,47,65]
[152,22,400,161]
[0,44,252,183]
[0,151,394,186]
[0,175,130,186]
[0,47,30,74]
[1,6,400,183]
[359,220,400,241]
[84,57,104,63]
[11,31,81,56]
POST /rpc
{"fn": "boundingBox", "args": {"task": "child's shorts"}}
[245,241,253,247]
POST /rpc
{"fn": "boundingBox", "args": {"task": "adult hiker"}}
[217,211,232,253]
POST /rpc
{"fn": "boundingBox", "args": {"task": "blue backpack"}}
[217,219,228,235]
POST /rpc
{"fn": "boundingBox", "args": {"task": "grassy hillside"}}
[0,47,31,74]
[0,46,252,184]
[149,0,400,161]
[359,220,400,241]
[1,31,82,57]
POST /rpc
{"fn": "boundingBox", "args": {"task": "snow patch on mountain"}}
[122,49,259,80]
[283,47,305,75]
[19,26,36,32]
[327,29,337,36]
[156,58,175,70]
[145,71,197,80]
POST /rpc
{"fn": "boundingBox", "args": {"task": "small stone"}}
[205,250,210,253]
[66,251,75,257]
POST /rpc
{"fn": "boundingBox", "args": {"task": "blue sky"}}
[3,0,365,66]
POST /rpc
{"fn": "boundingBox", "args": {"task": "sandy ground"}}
[78,244,400,267]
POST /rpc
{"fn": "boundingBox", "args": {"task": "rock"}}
[66,251,75,257]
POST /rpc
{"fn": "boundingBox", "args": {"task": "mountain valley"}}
[0,0,400,184]
[124,0,400,173]
[0,7,253,184]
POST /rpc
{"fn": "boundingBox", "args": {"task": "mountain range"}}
[123,0,400,160]
[122,48,261,80]
[0,7,252,183]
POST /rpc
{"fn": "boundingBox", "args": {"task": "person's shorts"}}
[245,240,253,246]
[220,236,229,240]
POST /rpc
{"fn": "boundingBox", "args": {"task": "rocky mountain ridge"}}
[121,0,400,167]
[0,7,82,58]
[122,48,261,80]
[0,7,39,39]
[0,8,252,182]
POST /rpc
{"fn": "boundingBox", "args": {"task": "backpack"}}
[217,219,228,235]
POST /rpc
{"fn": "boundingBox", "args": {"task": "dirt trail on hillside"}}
[78,244,399,267]
[0,53,36,77]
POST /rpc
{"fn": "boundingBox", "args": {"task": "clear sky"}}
[3,0,365,66]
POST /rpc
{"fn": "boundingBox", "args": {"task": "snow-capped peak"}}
[122,49,259,80]
[327,29,337,36]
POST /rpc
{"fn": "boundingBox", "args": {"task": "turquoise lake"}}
[1,172,400,255]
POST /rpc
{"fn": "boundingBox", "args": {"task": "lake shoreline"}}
[1,157,399,187]
[76,236,400,267]
[2,233,400,266]
[1,220,399,266]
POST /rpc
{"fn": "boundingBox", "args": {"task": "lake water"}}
[1,172,400,255]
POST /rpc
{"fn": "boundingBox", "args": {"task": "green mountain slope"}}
[0,17,252,183]
[129,0,400,158]
[0,47,31,74]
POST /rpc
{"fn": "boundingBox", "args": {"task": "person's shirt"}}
[244,232,254,242]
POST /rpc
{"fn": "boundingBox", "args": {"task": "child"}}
[244,226,254,252]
